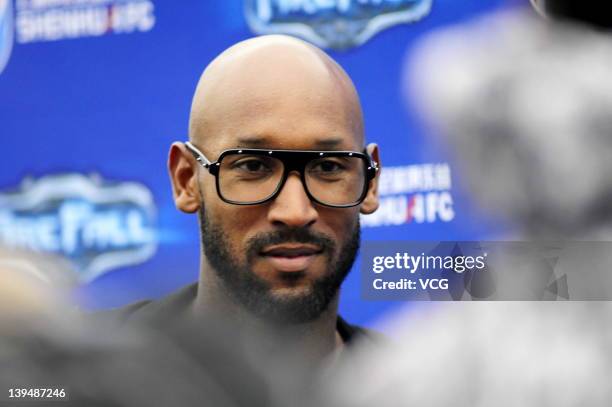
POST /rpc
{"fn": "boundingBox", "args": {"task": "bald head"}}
[189,35,364,152]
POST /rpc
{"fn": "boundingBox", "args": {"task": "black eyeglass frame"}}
[184,141,379,208]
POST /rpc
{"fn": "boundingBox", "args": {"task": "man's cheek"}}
[215,209,252,240]
[334,215,359,243]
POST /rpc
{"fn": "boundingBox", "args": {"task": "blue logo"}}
[244,0,432,50]
[0,0,13,75]
[0,173,158,282]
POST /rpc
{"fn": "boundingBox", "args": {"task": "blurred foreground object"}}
[0,318,256,407]
[0,247,75,327]
[0,248,271,407]
[318,303,612,407]
[408,8,612,238]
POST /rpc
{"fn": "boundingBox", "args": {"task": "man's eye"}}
[234,159,271,173]
[312,160,345,173]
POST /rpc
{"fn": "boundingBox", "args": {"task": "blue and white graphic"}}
[0,0,13,75]
[244,0,432,49]
[0,174,158,282]
[362,163,455,227]
[13,0,155,43]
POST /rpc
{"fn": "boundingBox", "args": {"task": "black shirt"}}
[100,282,373,345]
[93,283,382,406]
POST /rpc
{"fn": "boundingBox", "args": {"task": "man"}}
[109,34,381,364]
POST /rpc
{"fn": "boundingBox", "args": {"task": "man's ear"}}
[360,143,381,215]
[168,142,201,213]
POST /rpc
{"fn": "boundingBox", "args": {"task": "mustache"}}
[245,228,336,259]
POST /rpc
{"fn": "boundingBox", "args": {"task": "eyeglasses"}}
[185,142,379,208]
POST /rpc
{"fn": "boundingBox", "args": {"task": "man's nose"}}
[267,172,318,228]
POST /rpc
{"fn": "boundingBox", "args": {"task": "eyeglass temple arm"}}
[363,148,379,172]
[184,141,213,167]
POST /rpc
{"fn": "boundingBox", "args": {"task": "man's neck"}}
[193,265,343,366]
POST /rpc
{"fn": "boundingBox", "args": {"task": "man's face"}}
[170,39,379,323]
[197,88,369,322]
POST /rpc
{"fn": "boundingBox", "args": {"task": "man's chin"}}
[268,285,314,300]
[249,288,331,324]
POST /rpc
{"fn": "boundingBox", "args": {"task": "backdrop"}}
[0,0,517,326]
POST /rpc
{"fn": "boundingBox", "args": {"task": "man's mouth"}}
[259,244,324,272]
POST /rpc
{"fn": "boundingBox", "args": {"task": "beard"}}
[199,207,360,324]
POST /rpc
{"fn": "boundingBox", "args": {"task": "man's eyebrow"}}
[312,138,344,149]
[235,136,345,149]
[235,137,269,148]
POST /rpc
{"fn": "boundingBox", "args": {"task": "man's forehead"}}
[228,135,355,150]
[189,35,364,151]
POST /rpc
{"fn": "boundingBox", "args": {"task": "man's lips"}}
[260,244,323,257]
[259,244,323,272]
